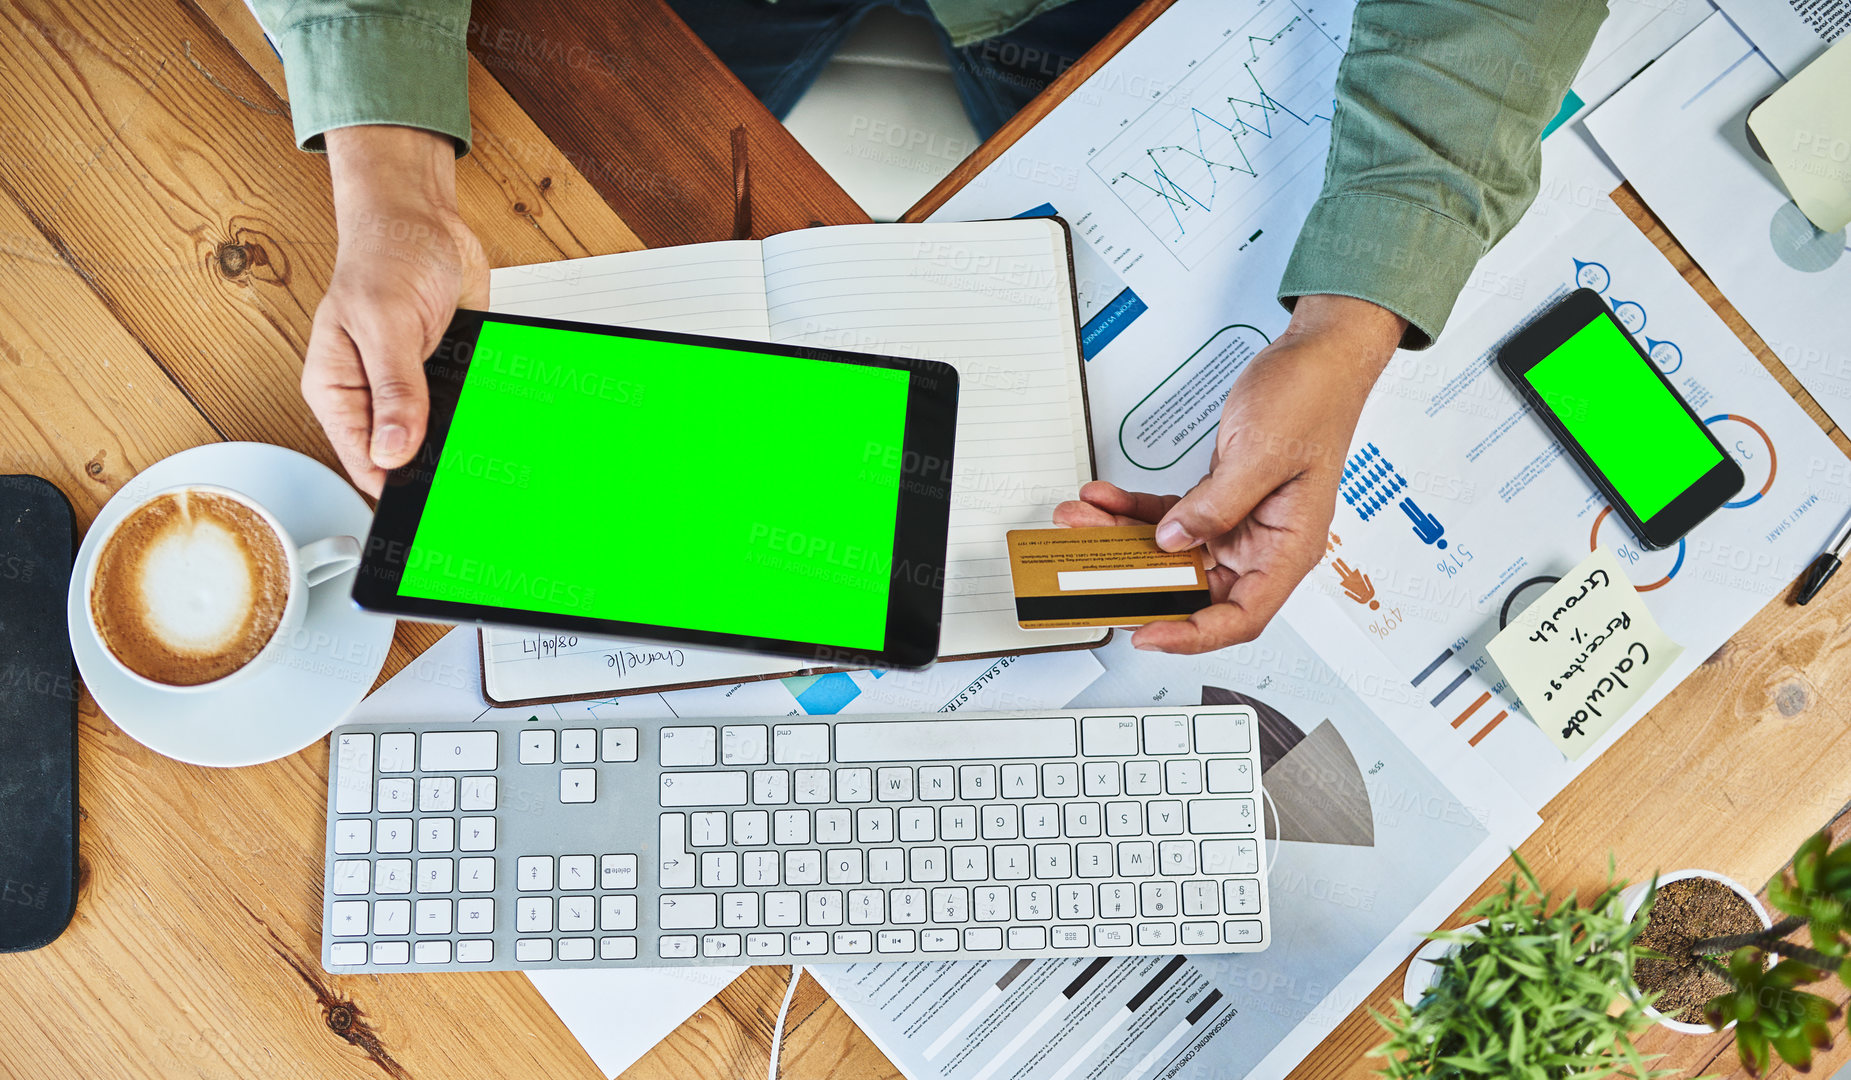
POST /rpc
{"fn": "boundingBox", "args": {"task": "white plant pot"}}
[1402,921,1485,1005]
[1619,869,1773,1035]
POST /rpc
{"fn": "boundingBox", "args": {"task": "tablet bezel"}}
[352,309,959,671]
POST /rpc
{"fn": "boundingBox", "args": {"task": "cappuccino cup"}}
[85,484,361,692]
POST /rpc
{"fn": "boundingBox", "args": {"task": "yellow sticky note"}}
[1485,546,1684,760]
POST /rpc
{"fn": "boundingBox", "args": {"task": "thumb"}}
[354,320,433,472]
[1154,459,1280,552]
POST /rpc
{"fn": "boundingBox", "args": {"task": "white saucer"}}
[67,442,397,767]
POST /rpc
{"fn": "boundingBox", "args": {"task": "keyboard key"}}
[791,932,829,955]
[1159,840,1197,876]
[375,859,411,894]
[456,939,493,963]
[785,850,821,886]
[331,860,369,896]
[1183,880,1218,916]
[602,854,637,889]
[334,734,373,814]
[704,934,743,957]
[1106,802,1142,836]
[517,897,553,932]
[418,776,456,812]
[1064,803,1101,837]
[1001,764,1037,798]
[416,898,452,934]
[794,769,831,804]
[333,819,370,855]
[517,856,554,891]
[1041,762,1079,797]
[1015,885,1053,921]
[1098,883,1134,918]
[1023,804,1059,839]
[1140,881,1178,917]
[964,927,1003,950]
[661,894,718,930]
[1182,921,1218,945]
[558,895,595,932]
[660,814,694,888]
[329,900,368,936]
[1034,844,1072,880]
[940,806,977,841]
[460,817,497,852]
[459,776,497,811]
[560,768,596,803]
[1093,924,1133,948]
[848,889,884,925]
[1201,839,1260,875]
[835,717,1077,762]
[1076,843,1113,878]
[458,897,494,931]
[868,849,904,884]
[1141,714,1189,755]
[899,807,935,841]
[329,942,367,966]
[833,931,872,954]
[1124,761,1161,796]
[1224,920,1265,945]
[825,850,863,885]
[1008,926,1048,950]
[764,892,801,927]
[747,933,786,956]
[559,937,595,961]
[1080,715,1137,756]
[1164,759,1203,794]
[754,770,790,805]
[1224,879,1262,915]
[993,846,1030,881]
[601,937,639,960]
[1118,842,1156,877]
[722,892,758,929]
[519,729,556,765]
[816,809,852,844]
[603,894,639,931]
[743,851,780,887]
[458,858,495,892]
[856,807,895,844]
[973,887,1010,922]
[930,887,968,922]
[951,846,988,881]
[922,929,958,952]
[417,857,454,893]
[732,810,770,846]
[690,812,728,847]
[836,768,872,803]
[772,724,829,764]
[1057,883,1094,919]
[422,731,496,771]
[659,935,697,958]
[1189,799,1256,834]
[376,778,413,813]
[1051,925,1088,948]
[958,765,996,800]
[806,890,844,926]
[876,767,913,801]
[372,941,409,966]
[703,851,741,887]
[418,818,455,853]
[516,938,553,962]
[1147,801,1185,835]
[373,899,411,935]
[1138,922,1178,946]
[877,929,917,953]
[1082,763,1118,797]
[981,804,1018,840]
[1194,710,1252,753]
[377,732,415,773]
[918,766,955,800]
[722,725,768,765]
[661,727,717,767]
[560,728,596,763]
[891,888,927,924]
[601,727,638,762]
[1206,758,1254,793]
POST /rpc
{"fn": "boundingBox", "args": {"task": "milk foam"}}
[136,519,261,654]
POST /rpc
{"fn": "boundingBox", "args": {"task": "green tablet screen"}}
[1524,314,1722,521]
[397,319,912,651]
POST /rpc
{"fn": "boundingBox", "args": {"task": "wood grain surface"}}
[2,0,1849,1078]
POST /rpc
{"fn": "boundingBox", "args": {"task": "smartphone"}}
[1496,289,1743,550]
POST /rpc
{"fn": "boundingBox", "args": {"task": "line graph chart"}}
[1087,1,1343,267]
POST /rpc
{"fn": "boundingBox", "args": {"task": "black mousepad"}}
[0,475,78,951]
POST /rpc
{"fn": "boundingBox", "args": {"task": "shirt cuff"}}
[273,14,472,155]
[1276,193,1486,351]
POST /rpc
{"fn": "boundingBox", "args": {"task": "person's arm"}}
[1063,0,1605,653]
[249,0,483,494]
[1278,0,1608,348]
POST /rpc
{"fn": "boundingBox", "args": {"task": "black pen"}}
[1795,508,1851,605]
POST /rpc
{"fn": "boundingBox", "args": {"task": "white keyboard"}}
[318,707,1269,972]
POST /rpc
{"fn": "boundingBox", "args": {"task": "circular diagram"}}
[1573,259,1611,293]
[1704,413,1776,509]
[1610,298,1647,334]
[1645,337,1683,375]
[1588,506,1685,590]
[1768,201,1845,273]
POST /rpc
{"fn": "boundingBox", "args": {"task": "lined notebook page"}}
[489,242,771,339]
[762,220,1100,656]
[479,243,807,703]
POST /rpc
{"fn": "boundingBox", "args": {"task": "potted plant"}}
[1626,829,1851,1075]
[1374,856,1669,1079]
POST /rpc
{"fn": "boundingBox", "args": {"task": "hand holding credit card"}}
[1006,525,1212,629]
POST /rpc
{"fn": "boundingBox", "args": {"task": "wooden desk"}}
[1,0,1848,1077]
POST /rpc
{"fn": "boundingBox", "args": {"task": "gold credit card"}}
[1005,525,1211,629]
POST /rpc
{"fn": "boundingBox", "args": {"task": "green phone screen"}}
[1524,314,1722,521]
[397,319,911,650]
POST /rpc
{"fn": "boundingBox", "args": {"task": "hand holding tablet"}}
[352,310,959,671]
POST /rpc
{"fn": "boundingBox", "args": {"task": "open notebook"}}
[476,219,1106,705]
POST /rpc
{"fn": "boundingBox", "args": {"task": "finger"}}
[1129,566,1296,653]
[349,312,433,472]
[1075,481,1180,524]
[1052,499,1121,528]
[301,316,388,497]
[1154,460,1288,553]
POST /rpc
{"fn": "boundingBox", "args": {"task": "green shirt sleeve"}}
[1278,0,1607,348]
[248,0,473,155]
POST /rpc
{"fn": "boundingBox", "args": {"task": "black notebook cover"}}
[0,475,78,951]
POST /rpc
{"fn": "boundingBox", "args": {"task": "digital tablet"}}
[353,310,959,671]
